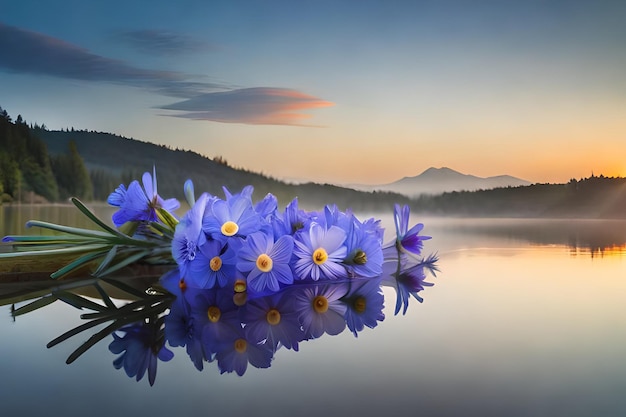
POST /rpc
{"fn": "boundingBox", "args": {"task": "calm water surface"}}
[1,206,625,417]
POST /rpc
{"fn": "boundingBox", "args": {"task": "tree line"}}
[412,175,626,218]
[0,106,106,203]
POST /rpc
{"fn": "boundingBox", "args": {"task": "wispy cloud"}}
[157,87,334,126]
[0,22,221,96]
[115,29,217,55]
[0,22,333,126]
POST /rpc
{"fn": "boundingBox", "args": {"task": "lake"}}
[1,205,625,417]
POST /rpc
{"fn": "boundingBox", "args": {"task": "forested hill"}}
[0,105,410,210]
[35,129,412,211]
[412,176,626,218]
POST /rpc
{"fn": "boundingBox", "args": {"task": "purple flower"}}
[293,223,348,280]
[294,283,349,339]
[214,322,274,376]
[189,288,241,355]
[343,215,384,278]
[107,168,180,227]
[241,290,305,352]
[202,191,262,242]
[383,260,435,315]
[237,232,295,293]
[272,197,308,237]
[389,204,431,257]
[165,296,207,371]
[109,323,174,386]
[342,278,385,337]
[186,238,238,289]
[171,193,210,280]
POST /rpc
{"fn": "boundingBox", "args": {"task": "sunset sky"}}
[1,1,625,185]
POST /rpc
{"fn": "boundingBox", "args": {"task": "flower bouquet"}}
[2,168,439,382]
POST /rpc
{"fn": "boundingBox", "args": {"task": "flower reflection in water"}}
[109,321,174,386]
[5,208,438,384]
[14,261,432,383]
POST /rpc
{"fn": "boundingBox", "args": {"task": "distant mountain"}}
[351,167,531,197]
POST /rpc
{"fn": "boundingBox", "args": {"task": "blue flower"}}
[161,269,209,371]
[294,283,349,339]
[171,193,210,281]
[391,204,431,256]
[186,237,238,289]
[241,290,305,352]
[342,278,385,337]
[214,322,274,376]
[107,168,180,227]
[254,192,279,223]
[272,197,308,237]
[383,257,437,315]
[343,215,384,278]
[189,288,241,355]
[237,231,295,293]
[202,190,262,242]
[109,323,174,386]
[293,223,348,280]
[165,296,207,371]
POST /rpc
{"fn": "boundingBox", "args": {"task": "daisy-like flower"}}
[293,223,348,281]
[342,278,385,337]
[241,290,305,352]
[202,191,262,242]
[186,238,238,289]
[237,231,295,293]
[215,321,274,376]
[107,167,180,227]
[390,204,431,256]
[189,288,241,356]
[171,193,210,281]
[294,283,349,339]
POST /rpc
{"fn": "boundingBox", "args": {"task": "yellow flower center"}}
[313,295,329,313]
[221,221,239,236]
[209,256,222,271]
[234,338,247,353]
[207,306,221,323]
[312,248,328,265]
[353,297,366,313]
[266,308,281,325]
[234,279,247,293]
[256,253,273,272]
[178,279,187,291]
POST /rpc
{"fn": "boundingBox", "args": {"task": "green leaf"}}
[0,243,110,259]
[102,278,150,299]
[12,295,57,316]
[94,249,152,277]
[93,246,118,276]
[55,291,108,312]
[25,220,114,239]
[50,249,111,279]
[70,197,127,238]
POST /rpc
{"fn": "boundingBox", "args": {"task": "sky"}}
[1,0,625,185]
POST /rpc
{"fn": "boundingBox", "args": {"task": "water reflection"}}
[427,218,626,256]
[4,257,436,384]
